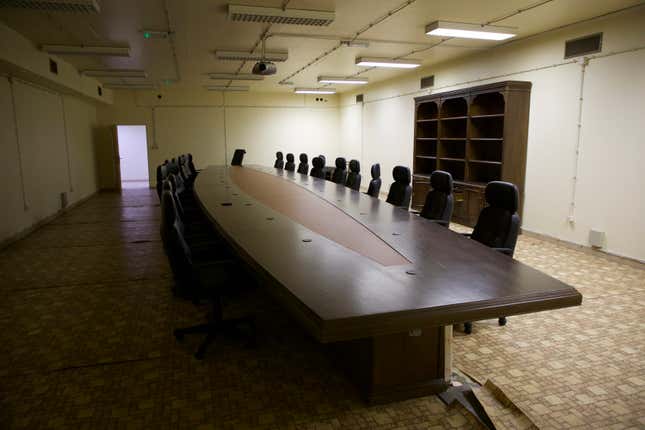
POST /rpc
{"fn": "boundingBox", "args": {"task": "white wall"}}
[0,77,99,243]
[96,89,341,187]
[338,8,645,261]
[117,125,149,181]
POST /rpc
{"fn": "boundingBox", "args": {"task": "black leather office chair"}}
[331,157,347,184]
[386,166,412,208]
[366,163,382,198]
[345,159,361,191]
[169,221,255,359]
[463,181,520,334]
[231,149,246,166]
[285,153,296,171]
[297,153,309,174]
[310,155,326,179]
[419,170,454,227]
[274,151,284,169]
[187,154,198,177]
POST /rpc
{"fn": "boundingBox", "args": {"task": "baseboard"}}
[520,228,644,268]
[0,190,99,251]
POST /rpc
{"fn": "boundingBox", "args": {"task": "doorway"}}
[116,125,149,189]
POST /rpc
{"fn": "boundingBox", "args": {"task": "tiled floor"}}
[0,187,643,429]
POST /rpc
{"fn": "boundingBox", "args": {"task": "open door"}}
[114,125,150,189]
[111,125,122,190]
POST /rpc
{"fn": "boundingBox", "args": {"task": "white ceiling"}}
[0,0,642,92]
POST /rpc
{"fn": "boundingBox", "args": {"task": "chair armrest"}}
[492,247,513,256]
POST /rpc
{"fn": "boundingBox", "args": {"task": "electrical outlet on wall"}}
[314,97,329,103]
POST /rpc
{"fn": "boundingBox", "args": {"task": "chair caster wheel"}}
[174,330,184,341]
[498,317,507,326]
[464,322,472,334]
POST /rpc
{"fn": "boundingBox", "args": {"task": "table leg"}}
[331,325,452,403]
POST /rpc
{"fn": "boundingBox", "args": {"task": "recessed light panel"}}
[426,21,515,41]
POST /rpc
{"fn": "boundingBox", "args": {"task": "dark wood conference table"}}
[194,165,582,403]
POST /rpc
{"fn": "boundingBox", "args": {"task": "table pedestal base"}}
[331,326,452,403]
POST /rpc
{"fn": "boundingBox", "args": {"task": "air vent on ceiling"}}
[228,4,334,26]
[420,75,435,89]
[0,0,100,13]
[565,33,602,59]
[356,94,364,103]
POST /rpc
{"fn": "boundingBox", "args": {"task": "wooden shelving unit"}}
[412,81,531,226]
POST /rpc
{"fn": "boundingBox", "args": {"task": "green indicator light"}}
[144,32,151,39]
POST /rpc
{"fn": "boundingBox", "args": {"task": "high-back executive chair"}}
[285,153,296,171]
[463,181,520,334]
[297,153,309,174]
[310,155,326,179]
[345,160,361,191]
[331,157,348,184]
[419,170,454,227]
[386,166,412,208]
[366,163,382,198]
[274,152,284,169]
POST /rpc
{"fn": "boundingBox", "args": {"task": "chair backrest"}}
[297,153,309,174]
[274,151,284,169]
[310,155,326,179]
[386,166,412,208]
[420,170,454,225]
[187,153,197,176]
[366,163,382,197]
[331,157,347,184]
[285,153,296,171]
[231,149,246,166]
[345,159,361,191]
[471,181,520,256]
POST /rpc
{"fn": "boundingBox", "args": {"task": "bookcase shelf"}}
[412,81,531,226]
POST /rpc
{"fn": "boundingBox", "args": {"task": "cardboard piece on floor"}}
[471,380,538,430]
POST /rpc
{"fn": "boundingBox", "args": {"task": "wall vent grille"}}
[356,94,364,103]
[228,4,334,26]
[420,75,435,89]
[0,0,100,13]
[565,33,602,59]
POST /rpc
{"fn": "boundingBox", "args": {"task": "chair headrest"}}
[286,153,295,163]
[371,163,380,179]
[335,157,347,169]
[162,179,173,191]
[392,166,411,185]
[276,151,283,160]
[349,159,360,173]
[318,155,326,166]
[312,156,324,168]
[430,170,453,193]
[299,153,308,163]
[485,181,519,212]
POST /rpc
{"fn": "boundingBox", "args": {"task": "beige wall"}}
[96,89,341,188]
[0,77,99,242]
[338,8,645,261]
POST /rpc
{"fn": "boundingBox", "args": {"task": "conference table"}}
[194,164,582,403]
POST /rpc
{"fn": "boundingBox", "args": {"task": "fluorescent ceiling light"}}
[215,50,288,62]
[426,21,515,41]
[82,69,147,78]
[294,88,336,94]
[228,4,334,26]
[355,57,421,69]
[318,76,368,85]
[204,85,249,92]
[104,83,156,90]
[42,44,131,56]
[208,73,263,81]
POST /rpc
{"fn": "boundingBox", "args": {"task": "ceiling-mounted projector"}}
[252,61,277,76]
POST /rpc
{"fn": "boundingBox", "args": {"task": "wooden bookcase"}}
[412,81,531,227]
